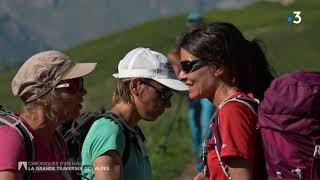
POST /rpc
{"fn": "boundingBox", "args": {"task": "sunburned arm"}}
[0,170,23,180]
[225,157,253,180]
[93,150,123,180]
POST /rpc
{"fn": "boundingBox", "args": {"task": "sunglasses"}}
[180,59,212,73]
[140,79,173,102]
[55,78,84,94]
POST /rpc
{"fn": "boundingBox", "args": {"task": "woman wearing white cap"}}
[0,50,96,180]
[81,47,188,180]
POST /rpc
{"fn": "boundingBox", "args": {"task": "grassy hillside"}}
[1,0,319,179]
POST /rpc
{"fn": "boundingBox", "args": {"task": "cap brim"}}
[154,78,189,92]
[63,63,97,80]
[112,73,119,78]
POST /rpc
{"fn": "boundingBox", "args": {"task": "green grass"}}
[0,0,319,179]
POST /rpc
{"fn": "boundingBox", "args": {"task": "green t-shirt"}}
[81,117,152,180]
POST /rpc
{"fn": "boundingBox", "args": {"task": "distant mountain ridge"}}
[0,13,50,60]
[0,0,255,60]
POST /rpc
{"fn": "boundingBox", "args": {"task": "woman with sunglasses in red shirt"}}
[177,22,275,180]
[0,50,96,180]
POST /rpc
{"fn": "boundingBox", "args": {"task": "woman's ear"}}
[214,65,225,77]
[209,65,224,77]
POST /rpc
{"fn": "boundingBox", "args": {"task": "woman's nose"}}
[178,70,188,82]
[79,88,87,96]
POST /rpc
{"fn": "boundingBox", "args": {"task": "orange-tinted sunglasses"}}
[55,78,84,94]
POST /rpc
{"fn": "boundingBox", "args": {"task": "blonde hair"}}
[24,88,63,121]
[112,79,133,106]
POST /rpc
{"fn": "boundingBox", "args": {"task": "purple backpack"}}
[258,71,320,179]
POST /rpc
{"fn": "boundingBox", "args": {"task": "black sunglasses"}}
[140,79,173,102]
[180,59,211,73]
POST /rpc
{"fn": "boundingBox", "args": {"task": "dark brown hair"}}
[178,22,275,101]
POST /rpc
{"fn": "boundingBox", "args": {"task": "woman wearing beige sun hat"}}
[0,50,96,180]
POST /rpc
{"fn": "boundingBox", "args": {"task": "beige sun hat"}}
[12,50,97,103]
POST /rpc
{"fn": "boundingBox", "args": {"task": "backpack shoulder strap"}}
[213,95,259,152]
[219,96,259,115]
[97,111,133,166]
[0,109,35,180]
[54,130,67,160]
[60,111,134,167]
[211,96,259,178]
[62,112,100,143]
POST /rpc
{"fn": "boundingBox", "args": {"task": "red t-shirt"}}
[207,92,257,180]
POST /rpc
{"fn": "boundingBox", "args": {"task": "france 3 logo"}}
[288,11,302,24]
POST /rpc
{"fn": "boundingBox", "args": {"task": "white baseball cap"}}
[113,47,188,92]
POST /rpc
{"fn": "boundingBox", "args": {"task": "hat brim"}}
[112,73,189,92]
[63,63,97,80]
[112,73,120,78]
[154,78,189,92]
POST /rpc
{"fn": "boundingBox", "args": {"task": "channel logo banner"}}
[18,161,28,171]
[17,161,110,172]
[17,161,83,172]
